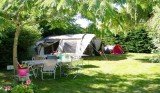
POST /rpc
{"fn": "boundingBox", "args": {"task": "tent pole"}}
[90,41,107,60]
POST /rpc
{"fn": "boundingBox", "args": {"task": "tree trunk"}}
[13,24,21,74]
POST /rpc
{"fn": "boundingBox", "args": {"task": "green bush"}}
[125,27,153,53]
[104,26,153,53]
[18,26,41,61]
[0,26,41,69]
[0,27,15,69]
[0,80,37,93]
[148,6,160,63]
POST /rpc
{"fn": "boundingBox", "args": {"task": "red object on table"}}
[52,51,56,55]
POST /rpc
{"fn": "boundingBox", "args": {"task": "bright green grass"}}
[1,53,160,93]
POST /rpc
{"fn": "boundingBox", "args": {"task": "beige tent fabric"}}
[43,60,57,71]
[36,34,98,57]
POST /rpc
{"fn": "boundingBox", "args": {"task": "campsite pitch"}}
[1,53,160,93]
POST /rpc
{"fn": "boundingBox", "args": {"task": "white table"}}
[22,60,45,65]
[22,60,45,78]
[57,54,82,79]
[22,54,82,79]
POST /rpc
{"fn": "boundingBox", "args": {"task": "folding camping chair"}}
[60,53,83,79]
[30,56,46,78]
[69,54,83,79]
[58,53,72,77]
[40,59,57,80]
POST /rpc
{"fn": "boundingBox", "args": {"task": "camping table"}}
[22,60,45,78]
[57,54,82,79]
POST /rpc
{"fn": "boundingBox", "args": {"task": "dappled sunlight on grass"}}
[100,61,160,75]
[41,87,50,91]
[1,53,160,92]
[89,83,107,89]
[0,71,13,85]
[0,73,5,76]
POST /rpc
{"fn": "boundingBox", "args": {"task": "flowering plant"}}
[18,63,29,76]
[0,80,37,93]
[0,86,7,93]
[18,63,28,69]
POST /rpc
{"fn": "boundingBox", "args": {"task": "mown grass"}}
[1,53,160,93]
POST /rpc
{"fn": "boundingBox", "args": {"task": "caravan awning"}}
[36,34,97,56]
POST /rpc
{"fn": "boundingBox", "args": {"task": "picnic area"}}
[1,53,160,93]
[1,0,160,93]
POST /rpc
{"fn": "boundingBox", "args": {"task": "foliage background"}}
[0,26,41,69]
[148,6,160,63]
[0,0,159,68]
[104,25,154,53]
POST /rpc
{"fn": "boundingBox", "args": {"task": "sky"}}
[74,4,122,28]
[74,13,92,28]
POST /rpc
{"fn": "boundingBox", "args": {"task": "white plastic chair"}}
[41,59,57,80]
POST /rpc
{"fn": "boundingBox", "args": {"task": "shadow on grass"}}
[0,71,14,85]
[81,65,99,68]
[83,53,133,61]
[135,57,152,63]
[135,58,151,63]
[33,72,160,93]
[1,70,160,93]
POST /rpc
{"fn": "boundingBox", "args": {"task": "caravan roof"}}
[37,34,95,45]
[36,34,100,57]
[47,34,86,40]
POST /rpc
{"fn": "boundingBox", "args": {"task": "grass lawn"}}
[1,53,160,93]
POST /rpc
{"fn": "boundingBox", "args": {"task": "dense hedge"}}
[104,26,154,53]
[0,25,154,69]
[0,26,41,69]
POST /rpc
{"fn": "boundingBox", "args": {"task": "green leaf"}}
[57,0,65,11]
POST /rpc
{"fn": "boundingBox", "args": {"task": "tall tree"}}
[0,0,92,72]
[79,0,156,37]
[0,0,157,72]
[148,5,160,62]
[0,0,69,73]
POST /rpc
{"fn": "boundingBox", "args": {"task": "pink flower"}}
[23,84,28,88]
[5,86,11,91]
[26,79,31,85]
